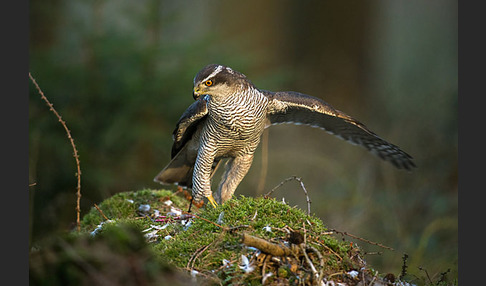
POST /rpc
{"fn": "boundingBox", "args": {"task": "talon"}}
[207,194,218,208]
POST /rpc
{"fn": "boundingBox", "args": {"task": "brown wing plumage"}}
[171,97,208,157]
[154,97,221,188]
[263,90,416,170]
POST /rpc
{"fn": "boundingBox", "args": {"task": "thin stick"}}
[94,203,109,221]
[320,243,343,261]
[261,254,270,285]
[29,72,82,231]
[264,176,311,215]
[330,228,394,251]
[187,213,224,229]
[187,232,224,270]
[418,267,433,285]
[187,241,215,270]
[301,244,318,279]
[306,245,324,282]
[399,253,408,280]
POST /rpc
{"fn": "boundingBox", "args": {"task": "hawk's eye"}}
[204,80,213,87]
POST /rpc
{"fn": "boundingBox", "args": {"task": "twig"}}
[399,253,408,280]
[306,245,324,282]
[418,266,433,284]
[94,204,109,221]
[29,72,82,231]
[321,243,343,261]
[301,245,318,281]
[261,254,270,285]
[187,231,225,270]
[302,222,307,245]
[29,183,37,187]
[437,269,451,284]
[264,176,311,215]
[187,240,216,270]
[330,228,394,251]
[187,212,224,229]
[368,271,378,286]
[363,251,382,256]
[226,225,250,233]
[241,233,293,257]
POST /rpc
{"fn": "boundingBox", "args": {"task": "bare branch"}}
[94,204,109,221]
[264,176,311,215]
[29,72,82,231]
[330,228,394,251]
[241,233,295,257]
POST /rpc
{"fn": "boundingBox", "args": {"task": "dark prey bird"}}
[154,64,415,208]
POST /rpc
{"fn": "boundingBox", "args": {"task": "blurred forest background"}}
[29,0,457,279]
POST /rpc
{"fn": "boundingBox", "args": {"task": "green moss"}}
[74,189,436,285]
[80,189,189,233]
[150,194,357,281]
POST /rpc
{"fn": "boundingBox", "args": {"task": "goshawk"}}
[154,64,415,207]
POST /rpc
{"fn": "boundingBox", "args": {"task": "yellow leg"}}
[207,194,218,208]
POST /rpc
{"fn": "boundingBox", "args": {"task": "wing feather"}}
[171,97,208,157]
[154,97,216,187]
[262,90,416,170]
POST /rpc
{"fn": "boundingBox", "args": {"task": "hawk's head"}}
[192,64,252,100]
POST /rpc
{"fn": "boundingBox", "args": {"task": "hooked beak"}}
[193,87,201,100]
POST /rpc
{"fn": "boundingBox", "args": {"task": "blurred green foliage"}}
[29,0,457,279]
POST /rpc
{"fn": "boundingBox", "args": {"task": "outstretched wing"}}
[262,90,416,170]
[171,97,208,158]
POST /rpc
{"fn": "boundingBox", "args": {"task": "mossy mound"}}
[30,189,456,285]
[152,195,371,285]
[78,189,388,285]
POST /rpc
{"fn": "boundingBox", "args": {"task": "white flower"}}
[164,235,172,240]
[263,225,272,232]
[126,199,134,203]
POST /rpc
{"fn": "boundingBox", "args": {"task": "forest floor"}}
[29,189,456,285]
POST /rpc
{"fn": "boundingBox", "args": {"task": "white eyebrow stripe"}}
[200,65,223,83]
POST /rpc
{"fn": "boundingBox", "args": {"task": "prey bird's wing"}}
[262,90,416,170]
[171,97,208,158]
